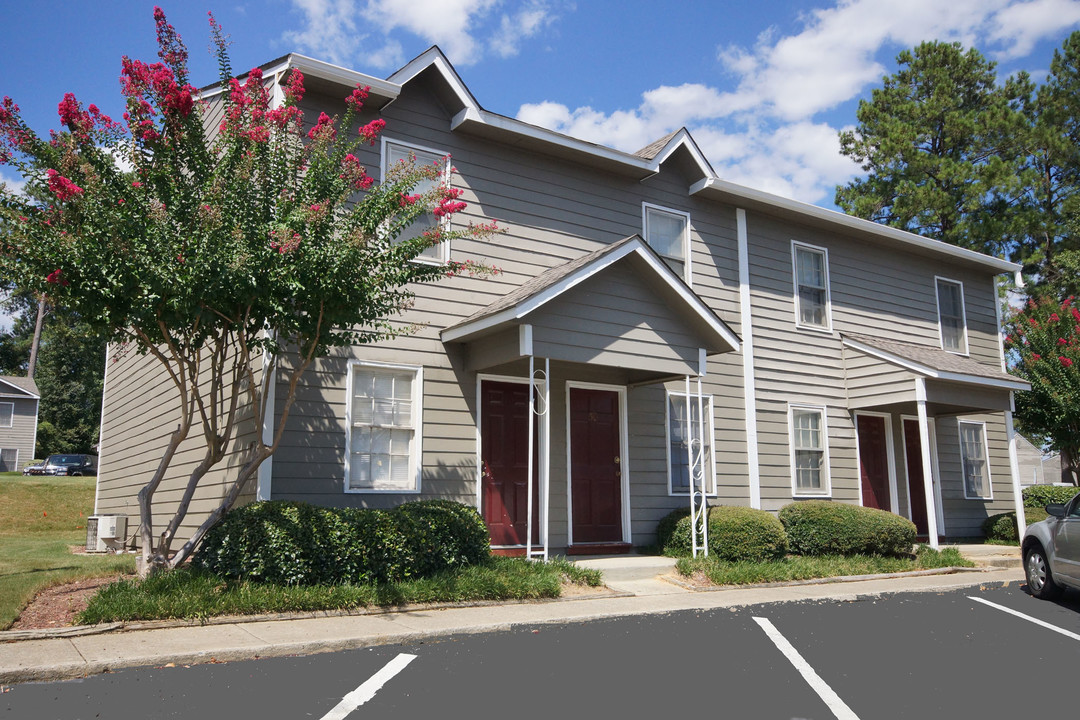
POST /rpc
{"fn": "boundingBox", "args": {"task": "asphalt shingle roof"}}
[843,333,1018,383]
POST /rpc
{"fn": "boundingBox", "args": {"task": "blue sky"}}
[2,0,1080,207]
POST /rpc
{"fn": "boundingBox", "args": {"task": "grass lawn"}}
[78,556,602,624]
[675,546,974,586]
[0,472,136,629]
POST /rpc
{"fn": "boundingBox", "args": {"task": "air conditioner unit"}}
[86,514,128,553]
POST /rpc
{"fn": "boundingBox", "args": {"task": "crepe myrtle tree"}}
[0,8,499,574]
[1004,296,1080,485]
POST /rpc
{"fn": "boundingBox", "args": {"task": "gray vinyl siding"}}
[0,395,38,471]
[742,210,1016,523]
[95,342,262,546]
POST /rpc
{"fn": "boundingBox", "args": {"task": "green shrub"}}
[656,507,691,552]
[778,501,916,557]
[982,507,1050,542]
[193,499,490,585]
[1022,485,1080,508]
[659,506,788,562]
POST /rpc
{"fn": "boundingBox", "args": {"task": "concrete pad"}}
[0,639,86,683]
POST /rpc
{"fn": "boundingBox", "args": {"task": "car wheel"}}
[1025,544,1064,600]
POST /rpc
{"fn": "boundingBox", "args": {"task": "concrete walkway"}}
[0,552,1023,686]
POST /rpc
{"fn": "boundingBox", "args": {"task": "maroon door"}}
[570,388,623,544]
[903,419,930,537]
[856,414,891,511]
[480,381,539,546]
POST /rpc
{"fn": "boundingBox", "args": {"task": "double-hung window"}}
[643,203,690,282]
[382,139,450,264]
[0,449,16,473]
[667,392,716,495]
[345,362,423,493]
[0,402,12,428]
[792,242,830,330]
[958,420,992,499]
[936,277,968,354]
[790,405,829,495]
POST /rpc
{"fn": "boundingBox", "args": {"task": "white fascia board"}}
[288,54,400,99]
[841,337,1030,392]
[451,107,655,173]
[388,48,479,111]
[0,377,38,398]
[690,178,1021,276]
[442,239,739,350]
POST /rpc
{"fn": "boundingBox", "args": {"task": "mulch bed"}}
[9,575,129,631]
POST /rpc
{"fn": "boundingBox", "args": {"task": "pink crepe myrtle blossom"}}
[307,112,336,141]
[358,118,385,145]
[45,269,68,286]
[268,229,301,254]
[1061,356,1074,368]
[345,85,369,111]
[46,169,83,201]
[398,193,420,207]
[285,69,305,103]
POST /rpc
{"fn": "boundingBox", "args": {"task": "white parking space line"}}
[753,617,861,720]
[319,653,417,720]
[969,596,1080,642]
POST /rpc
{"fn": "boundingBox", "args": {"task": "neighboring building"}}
[0,375,40,472]
[94,49,1031,552]
[1016,435,1053,486]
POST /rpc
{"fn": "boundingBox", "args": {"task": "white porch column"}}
[1005,392,1026,538]
[915,378,940,549]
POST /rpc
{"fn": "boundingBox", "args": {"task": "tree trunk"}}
[1061,447,1079,485]
[26,295,46,378]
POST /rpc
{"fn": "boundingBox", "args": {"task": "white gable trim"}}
[841,337,1029,392]
[441,238,740,350]
[0,377,39,399]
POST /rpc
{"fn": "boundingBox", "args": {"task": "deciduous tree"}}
[0,8,498,573]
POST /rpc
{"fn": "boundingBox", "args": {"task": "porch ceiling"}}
[442,236,740,378]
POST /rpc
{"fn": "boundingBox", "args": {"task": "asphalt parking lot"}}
[4,581,1078,719]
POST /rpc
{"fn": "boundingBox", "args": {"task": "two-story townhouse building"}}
[94,48,1029,554]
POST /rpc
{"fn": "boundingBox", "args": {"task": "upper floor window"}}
[0,402,12,428]
[958,420,991,499]
[790,404,830,496]
[345,361,423,493]
[382,139,450,264]
[936,277,968,354]
[643,203,690,282]
[792,242,831,331]
[667,391,716,496]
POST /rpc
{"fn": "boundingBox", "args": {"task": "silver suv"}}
[1022,493,1080,599]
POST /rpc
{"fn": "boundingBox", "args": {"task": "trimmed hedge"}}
[193,500,490,585]
[982,507,1050,542]
[1022,485,1080,508]
[778,501,916,557]
[659,506,788,562]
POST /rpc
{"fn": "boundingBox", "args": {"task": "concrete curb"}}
[662,564,988,592]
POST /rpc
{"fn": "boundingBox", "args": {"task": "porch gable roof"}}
[842,333,1029,392]
[0,375,39,399]
[441,235,740,354]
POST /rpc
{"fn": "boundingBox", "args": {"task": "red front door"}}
[480,381,539,546]
[570,387,623,544]
[903,419,930,537]
[856,414,891,511]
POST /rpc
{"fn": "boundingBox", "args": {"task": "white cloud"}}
[285,0,566,68]
[516,0,1080,205]
[0,167,26,197]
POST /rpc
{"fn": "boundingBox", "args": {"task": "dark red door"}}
[856,414,891,511]
[481,381,539,546]
[903,419,930,536]
[570,388,622,544]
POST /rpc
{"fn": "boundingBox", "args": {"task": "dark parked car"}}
[42,454,98,476]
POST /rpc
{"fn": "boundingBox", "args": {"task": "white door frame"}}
[853,410,899,514]
[901,414,946,538]
[565,381,630,546]
[476,373,548,548]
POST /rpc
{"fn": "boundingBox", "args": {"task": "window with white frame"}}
[345,363,422,493]
[792,242,830,330]
[936,277,968,354]
[643,203,690,282]
[383,139,450,264]
[958,420,992,499]
[0,402,12,428]
[790,405,829,495]
[667,392,716,495]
